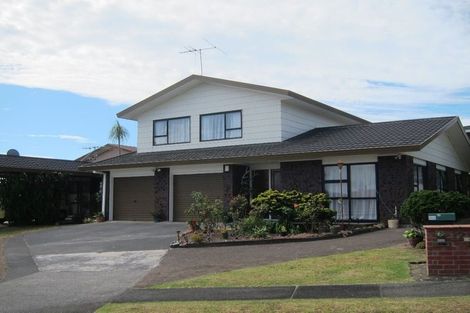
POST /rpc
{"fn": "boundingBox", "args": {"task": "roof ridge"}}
[0,154,83,163]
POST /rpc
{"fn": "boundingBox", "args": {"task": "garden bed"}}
[171,223,385,248]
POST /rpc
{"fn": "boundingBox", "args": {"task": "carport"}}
[0,153,102,222]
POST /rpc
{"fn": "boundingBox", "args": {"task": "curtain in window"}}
[201,114,225,140]
[351,200,377,220]
[350,164,376,197]
[325,182,348,197]
[350,164,376,220]
[331,199,350,220]
[226,111,241,128]
[168,118,190,144]
[154,120,167,136]
[324,166,348,180]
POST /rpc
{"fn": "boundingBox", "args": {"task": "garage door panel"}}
[173,173,224,222]
[114,176,154,221]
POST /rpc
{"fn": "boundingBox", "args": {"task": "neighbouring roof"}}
[76,144,137,162]
[80,116,459,170]
[0,154,88,173]
[117,75,368,124]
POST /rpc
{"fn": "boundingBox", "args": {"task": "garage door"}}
[113,176,154,221]
[173,173,224,222]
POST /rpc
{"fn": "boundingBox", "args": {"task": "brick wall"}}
[280,160,323,193]
[425,225,470,276]
[424,162,437,190]
[377,155,414,221]
[446,167,456,191]
[154,168,169,221]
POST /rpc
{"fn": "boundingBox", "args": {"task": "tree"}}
[109,120,129,156]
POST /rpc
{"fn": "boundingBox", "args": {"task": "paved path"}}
[138,228,404,287]
[0,222,185,313]
[117,281,470,302]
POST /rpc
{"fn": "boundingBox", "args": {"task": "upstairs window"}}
[200,110,242,141]
[153,116,190,145]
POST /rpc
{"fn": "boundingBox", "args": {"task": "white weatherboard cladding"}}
[137,83,285,153]
[280,101,352,141]
[407,133,469,171]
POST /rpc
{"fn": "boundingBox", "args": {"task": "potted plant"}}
[403,228,423,247]
[387,206,399,229]
[94,212,105,223]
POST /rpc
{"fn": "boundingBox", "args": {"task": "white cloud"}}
[28,134,91,144]
[0,0,469,122]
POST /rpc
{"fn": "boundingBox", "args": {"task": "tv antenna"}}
[82,145,101,150]
[180,39,226,75]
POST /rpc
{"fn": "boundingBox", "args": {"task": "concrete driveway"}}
[0,221,185,313]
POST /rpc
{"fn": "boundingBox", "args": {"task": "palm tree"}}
[109,120,129,156]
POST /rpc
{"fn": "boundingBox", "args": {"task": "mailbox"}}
[428,213,456,223]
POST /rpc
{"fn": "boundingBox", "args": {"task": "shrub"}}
[229,194,250,223]
[415,241,426,249]
[239,214,266,235]
[296,193,334,232]
[250,189,301,223]
[401,190,470,227]
[403,228,424,239]
[439,192,470,218]
[185,192,223,233]
[190,232,204,244]
[251,225,268,238]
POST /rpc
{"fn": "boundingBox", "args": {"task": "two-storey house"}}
[82,75,470,223]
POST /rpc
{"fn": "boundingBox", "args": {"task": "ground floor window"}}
[456,171,463,193]
[323,163,377,221]
[250,168,281,198]
[436,165,446,192]
[413,164,425,191]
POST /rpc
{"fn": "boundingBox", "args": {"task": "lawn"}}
[96,297,470,313]
[153,245,425,288]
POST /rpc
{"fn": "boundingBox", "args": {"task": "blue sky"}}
[1,1,470,159]
[0,84,136,159]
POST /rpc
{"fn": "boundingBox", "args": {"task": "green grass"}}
[153,245,425,289]
[96,297,470,313]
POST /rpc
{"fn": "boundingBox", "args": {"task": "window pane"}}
[226,129,241,139]
[168,117,190,144]
[350,164,376,197]
[330,199,349,220]
[154,120,167,136]
[226,111,241,129]
[324,166,348,180]
[271,170,281,190]
[201,114,225,140]
[325,182,348,197]
[154,136,167,145]
[351,199,377,220]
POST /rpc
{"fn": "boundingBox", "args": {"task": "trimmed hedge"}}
[0,173,69,225]
[400,190,470,226]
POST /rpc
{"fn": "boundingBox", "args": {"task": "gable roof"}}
[76,144,136,162]
[0,155,87,173]
[80,116,460,170]
[117,75,368,124]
